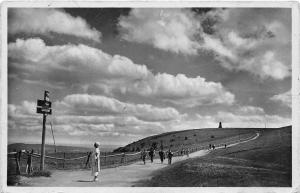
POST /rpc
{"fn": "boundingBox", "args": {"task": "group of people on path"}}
[140,147,175,165]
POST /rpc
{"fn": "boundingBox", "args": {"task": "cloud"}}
[270,90,291,108]
[118,8,201,55]
[171,105,290,130]
[200,8,291,80]
[8,8,101,42]
[8,99,168,140]
[56,94,181,122]
[8,38,234,107]
[126,73,234,107]
[119,8,291,80]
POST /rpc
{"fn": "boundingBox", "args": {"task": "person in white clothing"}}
[91,142,100,182]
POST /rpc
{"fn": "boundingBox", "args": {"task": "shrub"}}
[211,135,215,138]
[185,136,188,140]
[7,175,20,185]
[30,170,52,177]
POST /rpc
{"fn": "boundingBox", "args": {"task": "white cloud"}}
[9,8,101,42]
[171,105,290,130]
[119,8,201,55]
[8,100,168,139]
[9,38,234,107]
[127,73,234,107]
[270,90,291,108]
[119,8,291,80]
[56,94,182,122]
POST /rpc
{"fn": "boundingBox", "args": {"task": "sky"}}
[7,8,292,147]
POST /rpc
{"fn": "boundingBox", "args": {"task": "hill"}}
[135,126,292,187]
[114,127,262,152]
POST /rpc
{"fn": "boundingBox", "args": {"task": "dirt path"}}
[20,132,260,187]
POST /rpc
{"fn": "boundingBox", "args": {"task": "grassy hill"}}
[114,127,260,152]
[134,126,291,187]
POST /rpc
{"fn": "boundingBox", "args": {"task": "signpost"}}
[36,91,52,171]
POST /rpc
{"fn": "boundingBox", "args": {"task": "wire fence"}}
[7,132,258,175]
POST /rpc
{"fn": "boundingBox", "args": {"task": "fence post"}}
[15,151,21,175]
[121,153,125,165]
[29,149,33,174]
[85,152,91,168]
[63,152,66,169]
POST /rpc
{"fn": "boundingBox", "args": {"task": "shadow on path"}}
[76,180,94,182]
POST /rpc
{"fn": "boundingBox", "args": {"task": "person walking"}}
[159,149,165,163]
[149,147,155,163]
[25,149,33,174]
[141,149,147,164]
[186,148,190,157]
[91,142,100,182]
[167,149,173,165]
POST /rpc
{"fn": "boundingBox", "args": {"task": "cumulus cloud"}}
[270,90,291,108]
[119,8,201,55]
[171,105,290,130]
[118,8,291,80]
[127,73,234,106]
[56,94,181,122]
[8,8,101,42]
[8,38,234,107]
[8,99,168,140]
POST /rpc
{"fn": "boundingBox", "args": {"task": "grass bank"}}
[135,127,291,187]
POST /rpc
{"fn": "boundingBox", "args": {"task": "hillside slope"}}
[135,126,291,187]
[114,127,258,152]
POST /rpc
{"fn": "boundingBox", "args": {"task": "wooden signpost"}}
[36,91,52,171]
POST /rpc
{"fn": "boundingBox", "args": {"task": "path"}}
[19,132,260,187]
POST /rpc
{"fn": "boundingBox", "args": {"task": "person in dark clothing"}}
[141,149,147,164]
[209,144,212,149]
[212,144,215,150]
[167,149,173,165]
[224,144,227,148]
[149,148,155,163]
[158,149,165,163]
[186,148,190,157]
[26,149,33,174]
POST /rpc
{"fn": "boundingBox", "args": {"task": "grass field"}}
[135,126,291,187]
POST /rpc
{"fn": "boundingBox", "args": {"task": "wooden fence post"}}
[15,151,21,175]
[29,149,33,174]
[121,153,125,165]
[63,152,66,169]
[85,152,91,168]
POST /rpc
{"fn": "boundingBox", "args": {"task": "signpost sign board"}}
[37,100,51,108]
[36,107,52,114]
